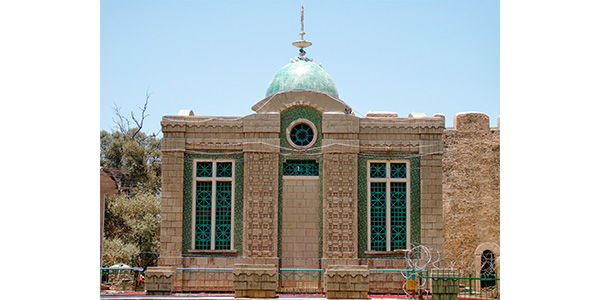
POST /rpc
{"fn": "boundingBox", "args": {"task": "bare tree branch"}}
[112,103,131,134]
[130,89,152,141]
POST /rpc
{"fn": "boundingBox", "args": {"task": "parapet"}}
[365,111,399,118]
[453,112,493,132]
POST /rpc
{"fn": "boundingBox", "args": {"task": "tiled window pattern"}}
[195,181,212,249]
[370,182,387,251]
[215,181,232,250]
[368,161,409,251]
[283,160,319,176]
[390,182,407,250]
[194,160,234,250]
[370,162,386,178]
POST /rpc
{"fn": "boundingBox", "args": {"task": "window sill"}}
[364,249,409,256]
[187,249,238,256]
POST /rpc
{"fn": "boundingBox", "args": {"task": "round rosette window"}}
[286,119,318,149]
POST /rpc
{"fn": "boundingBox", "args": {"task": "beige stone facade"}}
[158,89,492,272]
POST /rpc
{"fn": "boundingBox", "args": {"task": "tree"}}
[101,91,162,270]
[103,189,160,269]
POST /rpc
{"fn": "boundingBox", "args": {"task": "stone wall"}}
[442,112,500,257]
[158,132,185,267]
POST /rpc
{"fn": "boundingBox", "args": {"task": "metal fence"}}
[100,267,498,298]
[279,268,323,294]
[426,271,499,300]
[101,261,498,298]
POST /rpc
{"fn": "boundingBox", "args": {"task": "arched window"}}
[481,250,496,288]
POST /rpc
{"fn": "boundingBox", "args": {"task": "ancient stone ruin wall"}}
[442,112,500,257]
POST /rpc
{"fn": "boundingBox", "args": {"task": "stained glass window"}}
[370,182,387,251]
[194,160,234,250]
[216,162,232,178]
[283,160,319,176]
[368,161,410,251]
[289,123,315,147]
[196,162,212,177]
[195,181,212,250]
[390,182,407,250]
[390,163,407,178]
[215,181,232,250]
[370,162,386,178]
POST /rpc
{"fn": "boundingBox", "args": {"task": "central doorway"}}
[281,175,320,269]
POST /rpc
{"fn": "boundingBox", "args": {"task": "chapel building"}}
[158,21,499,272]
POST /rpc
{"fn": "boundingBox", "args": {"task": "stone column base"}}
[325,265,369,299]
[144,266,175,296]
[233,264,278,299]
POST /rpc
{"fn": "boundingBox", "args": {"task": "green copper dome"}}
[265,60,339,99]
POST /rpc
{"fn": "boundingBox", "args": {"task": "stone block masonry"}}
[233,264,278,298]
[281,178,320,269]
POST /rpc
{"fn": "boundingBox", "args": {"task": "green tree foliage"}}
[101,94,162,270]
[103,190,160,269]
[100,129,161,194]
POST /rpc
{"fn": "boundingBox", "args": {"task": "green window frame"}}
[367,160,410,251]
[192,159,235,250]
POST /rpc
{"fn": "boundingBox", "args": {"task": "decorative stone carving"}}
[325,265,369,299]
[233,264,278,298]
[243,153,278,257]
[144,266,175,296]
[323,154,357,259]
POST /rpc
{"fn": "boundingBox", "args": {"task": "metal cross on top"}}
[300,3,305,40]
[292,3,312,55]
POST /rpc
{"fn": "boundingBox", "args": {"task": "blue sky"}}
[3,1,600,297]
[101,0,499,135]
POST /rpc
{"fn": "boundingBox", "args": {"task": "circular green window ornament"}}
[286,119,317,149]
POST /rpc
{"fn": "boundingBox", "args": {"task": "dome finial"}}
[292,3,312,61]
